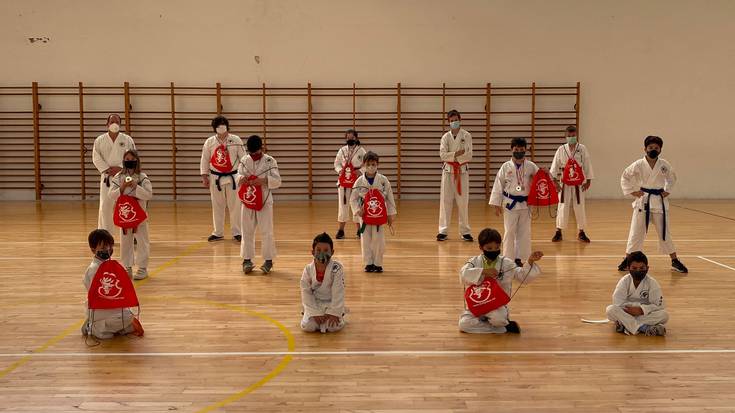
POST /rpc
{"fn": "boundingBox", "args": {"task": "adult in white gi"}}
[300,233,346,333]
[437,109,473,242]
[489,138,540,265]
[619,135,687,273]
[238,135,281,274]
[200,115,246,242]
[92,114,136,233]
[334,129,366,240]
[550,125,594,242]
[606,251,668,336]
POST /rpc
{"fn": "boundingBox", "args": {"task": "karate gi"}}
[334,144,367,223]
[108,172,153,270]
[550,143,594,230]
[83,258,138,339]
[200,134,246,238]
[605,274,668,335]
[300,259,346,332]
[349,173,397,267]
[438,128,473,236]
[92,132,136,232]
[237,154,282,261]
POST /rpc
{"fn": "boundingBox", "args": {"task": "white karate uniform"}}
[349,173,397,267]
[237,154,282,261]
[108,172,153,269]
[621,157,677,254]
[458,254,541,333]
[438,129,473,236]
[200,134,246,238]
[83,258,138,339]
[550,143,594,230]
[92,133,136,233]
[605,274,668,335]
[334,145,367,223]
[489,159,539,262]
[300,259,346,332]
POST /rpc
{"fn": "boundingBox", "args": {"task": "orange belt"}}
[446,162,468,195]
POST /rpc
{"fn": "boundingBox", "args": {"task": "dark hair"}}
[565,125,577,133]
[644,135,663,148]
[345,128,359,138]
[312,232,334,250]
[211,115,229,132]
[106,113,121,125]
[247,135,263,153]
[478,228,502,247]
[88,229,114,249]
[447,109,461,120]
[364,151,379,163]
[628,251,648,266]
[122,149,142,175]
[510,137,527,148]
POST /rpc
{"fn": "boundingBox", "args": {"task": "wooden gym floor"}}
[0,199,734,412]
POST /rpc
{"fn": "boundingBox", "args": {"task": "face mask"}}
[366,165,378,174]
[566,136,577,145]
[647,149,660,159]
[483,250,500,261]
[250,152,263,161]
[450,120,461,130]
[512,151,525,160]
[123,160,137,169]
[95,249,112,261]
[346,139,356,147]
[314,251,331,264]
[216,125,228,135]
[108,123,120,133]
[630,269,648,281]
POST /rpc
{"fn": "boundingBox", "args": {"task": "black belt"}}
[210,169,237,191]
[641,187,666,240]
[502,191,528,211]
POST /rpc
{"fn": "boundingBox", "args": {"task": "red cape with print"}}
[339,163,358,188]
[210,144,233,172]
[527,169,559,207]
[562,158,586,186]
[239,175,264,211]
[113,195,148,229]
[464,278,511,316]
[87,259,140,310]
[362,188,388,226]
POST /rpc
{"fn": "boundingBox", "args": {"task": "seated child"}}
[300,232,346,333]
[606,250,668,336]
[459,228,544,334]
[82,229,144,339]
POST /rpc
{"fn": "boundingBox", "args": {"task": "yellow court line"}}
[0,241,208,379]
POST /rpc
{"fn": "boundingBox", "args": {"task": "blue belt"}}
[503,191,528,211]
[641,187,666,241]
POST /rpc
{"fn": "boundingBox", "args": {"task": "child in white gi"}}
[437,109,473,242]
[300,232,346,333]
[334,129,366,240]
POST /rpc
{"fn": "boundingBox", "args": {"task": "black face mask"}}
[123,160,137,169]
[630,269,648,281]
[96,249,112,261]
[347,139,356,147]
[483,250,501,261]
[512,151,526,160]
[647,150,660,159]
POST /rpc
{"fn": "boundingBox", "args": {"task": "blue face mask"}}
[450,120,461,130]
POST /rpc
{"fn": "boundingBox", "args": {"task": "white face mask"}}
[108,123,120,133]
[216,125,228,135]
[366,165,378,175]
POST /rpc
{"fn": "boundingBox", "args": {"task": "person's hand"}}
[494,205,502,217]
[631,191,644,198]
[528,251,544,264]
[123,178,138,191]
[482,268,499,280]
[624,306,644,316]
[554,180,562,193]
[252,177,267,186]
[455,149,465,157]
[387,215,394,226]
[312,315,326,325]
[356,209,364,217]
[323,314,341,328]
[201,175,209,188]
[662,191,670,198]
[582,180,592,192]
[107,166,121,176]
[539,166,550,173]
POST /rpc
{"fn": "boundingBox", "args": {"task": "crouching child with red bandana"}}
[459,228,544,334]
[349,151,397,273]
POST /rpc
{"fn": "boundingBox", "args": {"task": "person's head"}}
[478,228,502,261]
[212,115,229,137]
[510,137,527,161]
[565,125,578,144]
[247,135,264,160]
[106,114,121,134]
[122,149,141,174]
[628,251,649,281]
[88,229,115,261]
[345,129,360,146]
[363,151,379,175]
[644,135,663,159]
[447,109,461,130]
[312,232,334,264]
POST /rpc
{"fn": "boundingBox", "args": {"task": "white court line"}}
[0,349,734,357]
[698,256,735,272]
[3,239,735,245]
